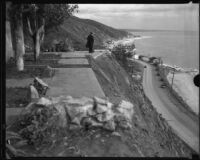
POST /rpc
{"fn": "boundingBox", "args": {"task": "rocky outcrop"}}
[14,95,135,148]
[21,96,134,132]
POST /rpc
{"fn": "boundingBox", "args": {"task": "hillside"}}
[89,53,194,157]
[24,16,131,51]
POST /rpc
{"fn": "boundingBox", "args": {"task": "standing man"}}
[86,32,94,53]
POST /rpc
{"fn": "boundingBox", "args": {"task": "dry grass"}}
[6,87,29,108]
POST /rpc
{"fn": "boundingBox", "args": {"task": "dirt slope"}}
[89,53,195,157]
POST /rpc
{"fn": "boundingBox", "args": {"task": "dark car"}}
[144,66,147,68]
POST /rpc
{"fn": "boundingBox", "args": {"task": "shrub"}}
[18,104,61,149]
[110,40,136,62]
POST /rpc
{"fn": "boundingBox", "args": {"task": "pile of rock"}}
[20,96,135,132]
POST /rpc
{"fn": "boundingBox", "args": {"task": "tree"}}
[9,4,25,71]
[6,2,14,62]
[24,4,78,61]
[8,3,33,71]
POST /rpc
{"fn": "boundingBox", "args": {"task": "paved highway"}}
[138,60,199,153]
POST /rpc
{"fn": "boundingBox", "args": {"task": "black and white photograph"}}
[5,1,199,158]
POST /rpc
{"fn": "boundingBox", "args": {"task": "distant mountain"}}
[24,16,131,51]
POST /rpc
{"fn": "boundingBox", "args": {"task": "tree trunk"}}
[6,1,15,62]
[6,20,14,62]
[33,31,40,61]
[16,56,24,71]
[14,10,25,71]
[28,17,45,62]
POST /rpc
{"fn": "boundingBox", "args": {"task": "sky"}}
[74,3,199,31]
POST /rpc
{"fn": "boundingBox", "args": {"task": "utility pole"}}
[171,68,175,89]
[159,57,161,70]
[158,57,162,72]
[158,57,161,65]
[160,58,163,66]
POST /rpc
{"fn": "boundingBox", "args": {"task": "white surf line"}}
[133,36,152,40]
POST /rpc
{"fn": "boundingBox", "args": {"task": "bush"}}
[18,104,61,149]
[110,41,136,62]
[154,63,158,67]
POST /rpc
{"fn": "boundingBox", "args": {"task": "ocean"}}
[131,31,199,70]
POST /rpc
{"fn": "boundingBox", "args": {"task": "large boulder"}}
[96,109,115,122]
[32,77,49,96]
[37,97,52,106]
[51,96,94,129]
[67,96,94,106]
[64,97,94,125]
[114,114,132,129]
[54,103,68,128]
[116,100,134,120]
[27,85,39,102]
[93,96,108,105]
[96,104,108,114]
[103,119,116,131]
[81,117,103,128]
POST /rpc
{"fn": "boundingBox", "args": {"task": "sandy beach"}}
[167,72,199,115]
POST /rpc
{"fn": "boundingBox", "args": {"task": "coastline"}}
[109,34,199,74]
[131,34,199,116]
[106,36,199,116]
[129,32,199,73]
[108,34,199,116]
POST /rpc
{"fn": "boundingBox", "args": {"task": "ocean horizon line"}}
[120,29,198,33]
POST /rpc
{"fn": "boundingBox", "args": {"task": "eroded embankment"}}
[90,53,195,157]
